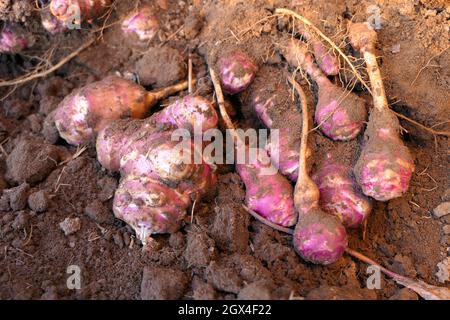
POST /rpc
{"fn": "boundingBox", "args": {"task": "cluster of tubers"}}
[2,2,419,271]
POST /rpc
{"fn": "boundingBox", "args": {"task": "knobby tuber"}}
[280,38,367,141]
[97,95,218,172]
[0,24,35,54]
[290,77,348,265]
[152,95,219,133]
[218,50,258,94]
[236,147,298,227]
[121,6,160,42]
[210,67,297,227]
[295,26,340,76]
[248,66,303,181]
[312,154,372,228]
[114,175,191,239]
[348,23,414,201]
[96,93,218,244]
[55,76,190,145]
[50,0,112,23]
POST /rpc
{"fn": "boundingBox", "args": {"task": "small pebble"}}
[59,217,81,236]
[28,190,49,213]
[434,202,450,218]
[7,183,30,211]
[443,225,450,235]
[391,44,401,54]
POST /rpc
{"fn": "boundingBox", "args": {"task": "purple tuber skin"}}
[50,0,112,23]
[152,95,218,132]
[98,104,218,245]
[121,6,160,42]
[265,126,302,181]
[113,174,191,243]
[250,69,303,181]
[348,23,414,201]
[293,209,348,265]
[312,154,372,228]
[210,66,297,227]
[353,109,414,201]
[236,147,298,227]
[218,50,258,94]
[55,76,190,145]
[290,77,348,265]
[280,38,367,141]
[96,95,218,172]
[0,24,35,54]
[297,28,340,76]
[311,39,340,76]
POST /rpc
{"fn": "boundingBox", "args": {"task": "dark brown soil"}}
[0,0,448,300]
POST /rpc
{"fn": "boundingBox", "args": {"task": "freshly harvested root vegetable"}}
[291,77,348,265]
[55,76,189,145]
[310,39,340,76]
[279,38,367,141]
[210,67,297,227]
[236,147,298,227]
[312,154,372,228]
[348,23,414,201]
[218,50,258,94]
[113,174,191,243]
[248,66,303,180]
[50,0,112,23]
[0,24,35,54]
[121,6,160,42]
[96,95,218,172]
[99,114,217,245]
[293,209,348,265]
[97,119,174,172]
[296,27,340,76]
[152,95,218,132]
[265,127,302,181]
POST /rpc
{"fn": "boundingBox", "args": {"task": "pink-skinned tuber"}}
[247,66,304,181]
[50,0,112,23]
[114,174,191,239]
[96,95,218,172]
[290,77,348,265]
[348,22,414,201]
[312,154,372,228]
[121,6,160,42]
[97,101,218,244]
[54,75,190,145]
[218,49,258,94]
[152,95,218,133]
[296,27,340,76]
[0,24,35,54]
[279,37,367,141]
[236,146,298,227]
[210,67,297,227]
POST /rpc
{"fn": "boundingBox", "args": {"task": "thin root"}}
[391,111,450,137]
[0,38,95,87]
[275,8,371,93]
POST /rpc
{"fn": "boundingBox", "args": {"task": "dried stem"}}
[209,67,237,133]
